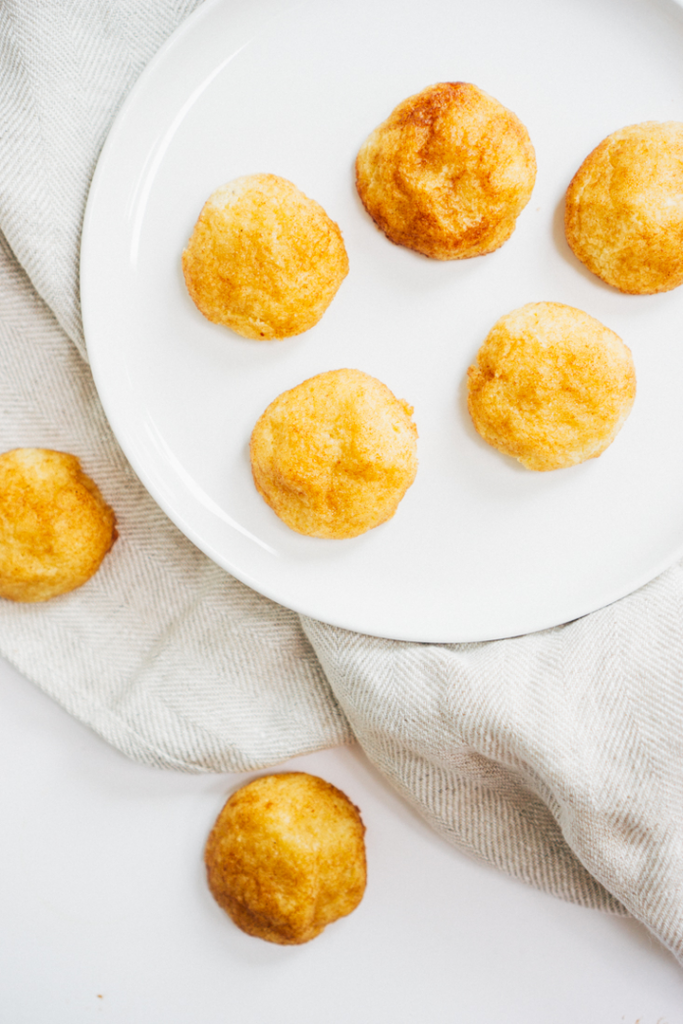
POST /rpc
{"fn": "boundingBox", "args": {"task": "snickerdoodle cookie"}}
[0,448,117,601]
[565,122,683,294]
[182,174,348,339]
[250,368,418,538]
[205,773,367,945]
[355,82,536,259]
[467,303,636,471]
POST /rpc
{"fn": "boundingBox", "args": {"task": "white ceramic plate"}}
[81,0,683,642]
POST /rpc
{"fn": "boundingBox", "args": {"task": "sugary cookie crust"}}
[467,303,636,471]
[356,82,536,259]
[182,173,348,339]
[565,121,683,294]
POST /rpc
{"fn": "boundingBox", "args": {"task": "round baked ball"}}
[205,773,367,945]
[250,368,418,538]
[565,122,683,294]
[467,303,636,471]
[182,174,348,339]
[355,82,536,260]
[0,448,117,602]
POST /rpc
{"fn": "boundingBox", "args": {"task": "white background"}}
[7,0,683,1017]
[1,652,683,1023]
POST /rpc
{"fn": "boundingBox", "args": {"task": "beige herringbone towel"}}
[1,0,682,964]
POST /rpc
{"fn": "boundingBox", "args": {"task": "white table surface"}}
[1,652,682,1023]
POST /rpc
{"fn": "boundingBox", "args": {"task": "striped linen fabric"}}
[0,0,681,965]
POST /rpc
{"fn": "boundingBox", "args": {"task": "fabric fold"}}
[304,608,683,958]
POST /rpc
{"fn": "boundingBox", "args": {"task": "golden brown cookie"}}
[205,773,367,945]
[565,122,683,294]
[250,368,418,538]
[182,174,349,339]
[0,448,117,601]
[467,303,636,471]
[355,82,536,260]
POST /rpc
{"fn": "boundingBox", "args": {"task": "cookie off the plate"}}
[205,773,367,945]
